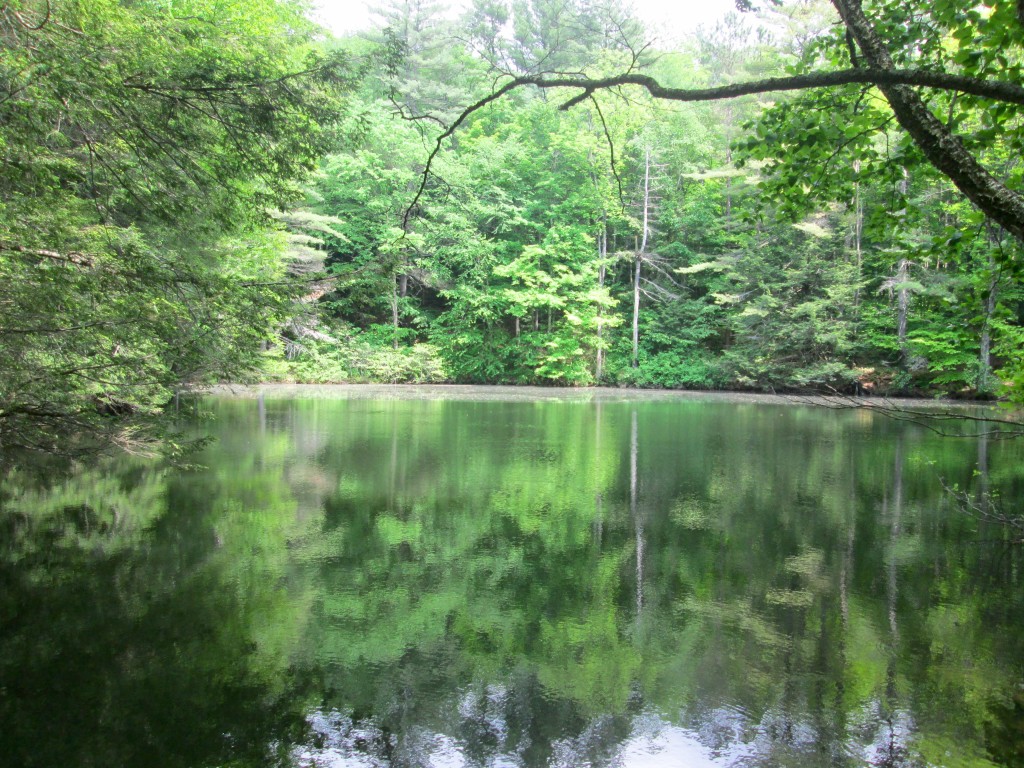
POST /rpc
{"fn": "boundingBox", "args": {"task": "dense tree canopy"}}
[0,0,359,455]
[278,0,1023,404]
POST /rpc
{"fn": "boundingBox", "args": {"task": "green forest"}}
[3,0,1024,455]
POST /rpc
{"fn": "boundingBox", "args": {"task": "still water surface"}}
[2,386,1023,767]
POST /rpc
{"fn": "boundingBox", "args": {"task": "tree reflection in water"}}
[1,389,1022,768]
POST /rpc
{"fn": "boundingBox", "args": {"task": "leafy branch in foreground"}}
[0,0,360,459]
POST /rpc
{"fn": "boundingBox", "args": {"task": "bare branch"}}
[940,478,1024,542]
[403,78,524,228]
[807,393,1024,439]
[588,95,625,209]
[388,94,448,127]
[542,69,1024,108]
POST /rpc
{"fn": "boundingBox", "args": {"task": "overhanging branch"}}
[405,67,1024,226]
[537,69,1024,109]
[831,0,1024,243]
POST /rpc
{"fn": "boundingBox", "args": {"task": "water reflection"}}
[1,390,1023,767]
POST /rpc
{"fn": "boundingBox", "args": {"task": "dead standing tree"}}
[626,145,680,369]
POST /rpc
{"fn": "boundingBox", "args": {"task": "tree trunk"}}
[853,160,863,310]
[391,276,400,350]
[724,104,734,225]
[978,266,997,395]
[896,259,909,367]
[632,147,652,370]
[596,224,606,382]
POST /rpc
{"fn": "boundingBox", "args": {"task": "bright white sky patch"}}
[311,0,743,43]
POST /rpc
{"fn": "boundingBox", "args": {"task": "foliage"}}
[0,0,359,457]
[284,0,1023,403]
[275,330,448,384]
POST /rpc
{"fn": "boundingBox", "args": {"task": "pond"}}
[1,385,1023,768]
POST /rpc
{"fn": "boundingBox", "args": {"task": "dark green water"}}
[2,386,1023,768]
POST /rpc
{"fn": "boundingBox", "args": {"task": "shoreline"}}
[199,382,1004,411]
